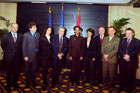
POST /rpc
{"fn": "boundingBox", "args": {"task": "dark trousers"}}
[95,59,102,83]
[6,58,19,88]
[25,54,38,85]
[41,58,51,84]
[120,62,136,89]
[83,58,96,83]
[102,62,117,85]
[52,58,63,85]
[71,57,81,83]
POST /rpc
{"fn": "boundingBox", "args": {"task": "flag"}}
[60,4,64,27]
[48,6,52,27]
[77,7,80,26]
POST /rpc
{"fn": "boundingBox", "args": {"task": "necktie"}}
[126,39,130,54]
[59,36,63,53]
[33,33,38,52]
[100,36,103,43]
[13,33,16,43]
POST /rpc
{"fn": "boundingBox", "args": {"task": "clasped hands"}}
[123,54,130,62]
[103,54,109,62]
[58,53,63,60]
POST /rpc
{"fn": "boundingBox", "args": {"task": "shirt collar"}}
[100,35,104,38]
[30,31,35,36]
[11,31,17,37]
[127,38,132,42]
[45,34,50,38]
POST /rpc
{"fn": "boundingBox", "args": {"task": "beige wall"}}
[0,3,17,23]
[108,5,140,79]
[0,3,17,59]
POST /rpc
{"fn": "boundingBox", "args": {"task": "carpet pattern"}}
[0,69,140,93]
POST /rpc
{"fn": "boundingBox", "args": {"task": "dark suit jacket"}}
[119,38,140,67]
[69,35,84,57]
[94,35,103,59]
[52,34,68,59]
[1,32,23,65]
[39,36,52,59]
[22,31,40,62]
[83,37,96,59]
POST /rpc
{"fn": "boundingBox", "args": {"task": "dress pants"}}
[41,58,51,84]
[102,62,117,85]
[95,59,102,84]
[71,57,81,84]
[120,61,136,90]
[83,57,96,83]
[25,53,38,85]
[52,58,63,86]
[6,56,19,89]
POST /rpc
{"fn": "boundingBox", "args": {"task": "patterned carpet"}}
[0,69,140,93]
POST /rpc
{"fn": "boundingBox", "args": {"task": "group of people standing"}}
[1,22,140,92]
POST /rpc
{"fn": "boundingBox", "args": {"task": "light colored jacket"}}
[101,36,120,63]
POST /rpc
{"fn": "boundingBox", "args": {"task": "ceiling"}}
[0,0,135,5]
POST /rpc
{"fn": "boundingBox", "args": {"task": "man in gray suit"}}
[101,26,120,87]
[22,22,40,87]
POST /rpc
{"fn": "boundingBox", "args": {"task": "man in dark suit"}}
[94,26,105,84]
[69,26,84,85]
[51,26,68,88]
[22,22,40,87]
[1,23,23,92]
[119,28,140,92]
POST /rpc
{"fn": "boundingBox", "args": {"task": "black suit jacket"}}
[119,38,140,67]
[69,35,84,57]
[1,32,23,64]
[52,34,68,62]
[83,38,96,59]
[94,35,103,59]
[39,36,52,59]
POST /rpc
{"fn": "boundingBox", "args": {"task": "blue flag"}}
[60,5,64,27]
[48,7,52,27]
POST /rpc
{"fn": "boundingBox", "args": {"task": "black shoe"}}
[119,87,124,92]
[14,84,19,89]
[51,84,55,88]
[126,88,133,93]
[85,80,89,83]
[32,82,37,88]
[92,82,97,86]
[76,81,80,85]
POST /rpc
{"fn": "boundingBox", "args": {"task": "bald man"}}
[1,23,23,92]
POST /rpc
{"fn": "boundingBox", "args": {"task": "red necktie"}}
[126,39,130,54]
[13,33,16,43]
[100,36,103,43]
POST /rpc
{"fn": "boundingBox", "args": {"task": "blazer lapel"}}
[9,32,15,44]
[57,35,60,48]
[45,36,50,44]
[29,31,34,39]
[15,33,19,43]
[128,38,133,49]
[62,36,65,49]
[109,36,115,42]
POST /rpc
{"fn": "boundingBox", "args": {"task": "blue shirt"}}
[127,38,132,43]
[11,32,17,38]
[30,31,36,37]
